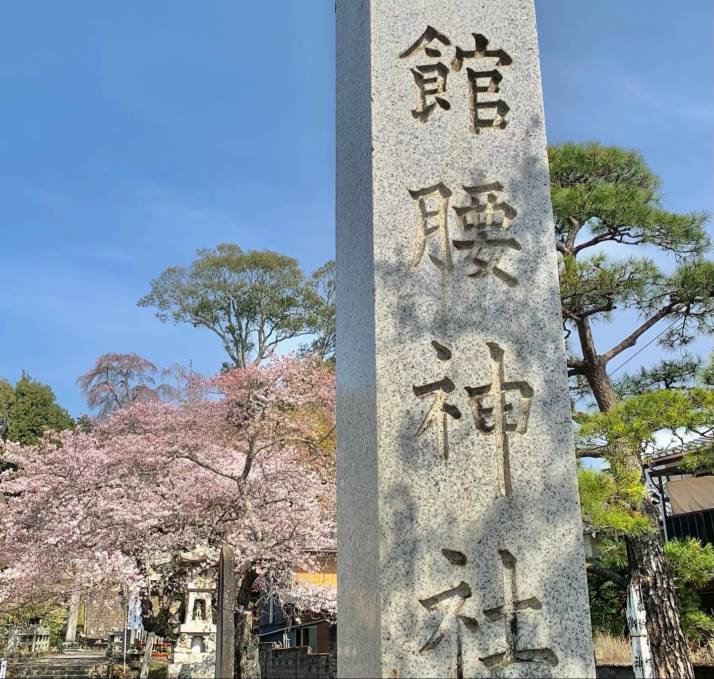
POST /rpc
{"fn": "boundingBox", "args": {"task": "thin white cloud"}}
[619,75,712,125]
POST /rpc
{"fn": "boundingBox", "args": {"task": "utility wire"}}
[608,317,682,377]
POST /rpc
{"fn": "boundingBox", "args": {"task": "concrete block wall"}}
[259,642,335,679]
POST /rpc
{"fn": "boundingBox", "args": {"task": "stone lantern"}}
[167,550,218,679]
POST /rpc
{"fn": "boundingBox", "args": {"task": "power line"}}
[608,317,682,377]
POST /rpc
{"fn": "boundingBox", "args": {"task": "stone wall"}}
[259,643,335,679]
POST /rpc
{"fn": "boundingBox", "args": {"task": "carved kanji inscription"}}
[413,341,531,489]
[419,549,478,679]
[413,341,461,459]
[480,550,558,672]
[419,548,558,677]
[400,28,512,133]
[408,182,521,285]
[465,342,532,497]
[409,183,454,272]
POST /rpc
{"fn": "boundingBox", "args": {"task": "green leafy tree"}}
[551,142,712,412]
[0,379,15,441]
[583,536,628,636]
[583,532,714,646]
[679,433,714,473]
[0,602,67,654]
[553,141,712,677]
[701,351,714,388]
[578,386,714,673]
[139,244,329,369]
[1,373,74,446]
[664,538,714,646]
[615,354,702,397]
[578,468,649,537]
[303,260,336,365]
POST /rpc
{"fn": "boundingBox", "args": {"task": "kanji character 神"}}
[413,341,461,459]
[465,342,533,496]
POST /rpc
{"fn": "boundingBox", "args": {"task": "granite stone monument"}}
[336,1,595,677]
[215,545,235,679]
[167,577,216,679]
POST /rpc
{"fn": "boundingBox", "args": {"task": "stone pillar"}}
[335,1,595,677]
[139,632,155,679]
[65,592,81,644]
[215,545,235,679]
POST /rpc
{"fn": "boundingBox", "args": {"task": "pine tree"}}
[552,141,713,678]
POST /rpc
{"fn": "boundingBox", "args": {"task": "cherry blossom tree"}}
[76,353,179,417]
[0,356,336,657]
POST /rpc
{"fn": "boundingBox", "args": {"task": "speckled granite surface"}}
[336,1,594,677]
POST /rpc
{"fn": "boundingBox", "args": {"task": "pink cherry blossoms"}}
[0,356,336,617]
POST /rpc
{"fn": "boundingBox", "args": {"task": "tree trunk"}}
[581,329,694,678]
[585,359,619,412]
[216,545,236,679]
[234,611,260,679]
[626,499,693,679]
[576,318,618,411]
[234,568,260,679]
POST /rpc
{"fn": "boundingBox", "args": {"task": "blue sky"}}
[0,1,711,417]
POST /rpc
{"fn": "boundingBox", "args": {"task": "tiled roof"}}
[647,435,713,464]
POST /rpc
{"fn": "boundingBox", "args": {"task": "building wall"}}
[294,554,337,589]
[316,622,332,654]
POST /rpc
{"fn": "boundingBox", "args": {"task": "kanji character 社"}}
[480,550,558,672]
[419,549,479,679]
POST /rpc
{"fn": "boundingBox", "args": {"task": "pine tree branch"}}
[567,355,586,377]
[564,216,582,254]
[576,445,607,460]
[581,301,615,318]
[573,231,613,254]
[574,228,645,255]
[568,357,585,369]
[600,305,676,364]
[587,562,627,587]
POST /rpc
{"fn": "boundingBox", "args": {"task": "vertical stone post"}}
[139,632,155,679]
[216,545,235,679]
[64,592,81,644]
[336,1,595,677]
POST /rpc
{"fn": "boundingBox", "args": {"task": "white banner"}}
[127,592,144,631]
[627,581,654,679]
